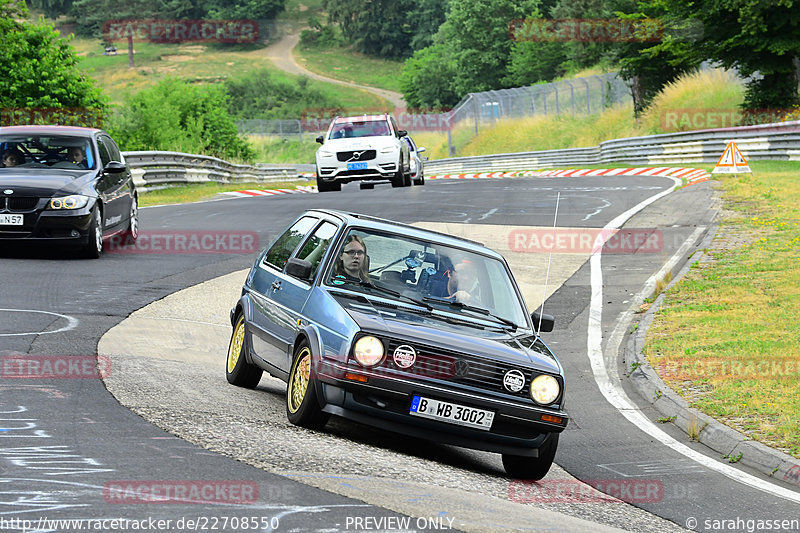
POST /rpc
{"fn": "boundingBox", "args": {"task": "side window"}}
[102,135,122,162]
[295,221,338,279]
[97,137,112,167]
[263,217,318,270]
[390,117,399,136]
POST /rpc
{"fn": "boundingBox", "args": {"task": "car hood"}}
[320,137,398,151]
[334,294,561,374]
[0,169,94,196]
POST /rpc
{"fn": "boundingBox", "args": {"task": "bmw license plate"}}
[409,395,494,430]
[346,162,368,170]
[0,214,23,226]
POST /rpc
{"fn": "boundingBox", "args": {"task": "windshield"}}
[325,228,529,329]
[328,119,392,139]
[0,134,95,170]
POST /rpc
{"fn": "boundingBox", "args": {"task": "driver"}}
[1,149,24,168]
[68,147,88,169]
[447,259,481,304]
[332,235,369,282]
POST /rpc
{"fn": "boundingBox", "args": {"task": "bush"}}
[225,69,340,119]
[107,78,254,162]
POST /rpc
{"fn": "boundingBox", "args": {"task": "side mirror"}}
[285,257,313,281]
[531,312,555,333]
[397,130,407,138]
[104,161,126,174]
[417,147,426,153]
[315,135,325,144]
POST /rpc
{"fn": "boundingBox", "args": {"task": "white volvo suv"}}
[315,114,413,192]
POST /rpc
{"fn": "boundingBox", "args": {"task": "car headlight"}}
[353,336,385,367]
[318,150,334,157]
[530,374,560,405]
[379,147,396,153]
[48,195,90,210]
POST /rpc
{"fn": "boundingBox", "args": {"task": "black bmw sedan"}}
[0,126,138,258]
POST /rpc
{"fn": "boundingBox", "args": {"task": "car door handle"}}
[271,281,282,291]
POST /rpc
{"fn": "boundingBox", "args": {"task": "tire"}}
[391,158,405,188]
[502,433,559,480]
[286,340,329,429]
[226,314,263,388]
[82,206,104,259]
[127,195,139,243]
[413,172,424,186]
[316,177,340,192]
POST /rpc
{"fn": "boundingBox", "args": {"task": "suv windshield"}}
[0,135,95,170]
[329,119,391,139]
[325,228,529,329]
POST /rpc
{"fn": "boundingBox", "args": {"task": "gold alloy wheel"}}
[227,318,245,374]
[288,347,311,414]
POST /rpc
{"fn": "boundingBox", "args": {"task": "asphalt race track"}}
[2,175,799,533]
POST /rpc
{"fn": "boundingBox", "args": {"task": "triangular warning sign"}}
[712,141,751,174]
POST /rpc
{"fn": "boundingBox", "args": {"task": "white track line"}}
[586,178,800,504]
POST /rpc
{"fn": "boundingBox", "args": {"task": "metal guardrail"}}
[122,151,300,191]
[425,120,800,175]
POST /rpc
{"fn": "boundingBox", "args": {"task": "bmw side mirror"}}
[397,130,407,138]
[531,312,555,333]
[315,135,325,144]
[104,161,126,173]
[285,257,313,281]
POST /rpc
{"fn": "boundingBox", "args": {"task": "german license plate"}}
[346,162,368,170]
[409,395,494,430]
[0,214,23,226]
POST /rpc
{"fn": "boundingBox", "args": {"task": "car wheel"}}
[391,158,405,188]
[127,195,139,243]
[413,172,424,186]
[226,314,263,388]
[316,177,340,192]
[286,340,329,429]
[501,433,559,480]
[82,206,104,259]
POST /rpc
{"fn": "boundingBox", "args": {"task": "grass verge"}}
[294,43,405,93]
[643,160,800,458]
[138,180,309,207]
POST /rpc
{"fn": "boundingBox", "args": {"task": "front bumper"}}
[316,154,399,183]
[316,359,568,456]
[0,203,94,243]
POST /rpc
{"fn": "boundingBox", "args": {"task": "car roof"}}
[334,115,389,123]
[308,209,499,257]
[0,125,101,137]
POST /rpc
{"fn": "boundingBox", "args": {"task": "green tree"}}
[401,44,460,108]
[0,0,106,120]
[28,0,74,18]
[107,78,254,161]
[505,40,569,86]
[325,0,415,59]
[407,0,448,52]
[660,0,800,111]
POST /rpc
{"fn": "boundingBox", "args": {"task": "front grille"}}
[381,338,541,401]
[337,150,376,162]
[8,197,39,211]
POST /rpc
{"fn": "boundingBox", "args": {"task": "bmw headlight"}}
[48,195,90,210]
[530,374,560,405]
[353,336,385,367]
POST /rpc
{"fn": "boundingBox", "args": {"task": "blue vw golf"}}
[226,209,568,479]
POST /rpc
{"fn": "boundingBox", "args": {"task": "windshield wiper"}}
[340,280,433,312]
[423,296,519,331]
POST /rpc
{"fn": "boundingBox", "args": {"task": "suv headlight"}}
[318,150,334,157]
[530,374,560,405]
[379,146,396,154]
[353,336,385,367]
[48,195,90,210]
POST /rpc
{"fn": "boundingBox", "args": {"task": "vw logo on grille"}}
[503,369,526,392]
[453,359,470,377]
[393,344,416,368]
[3,190,12,195]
